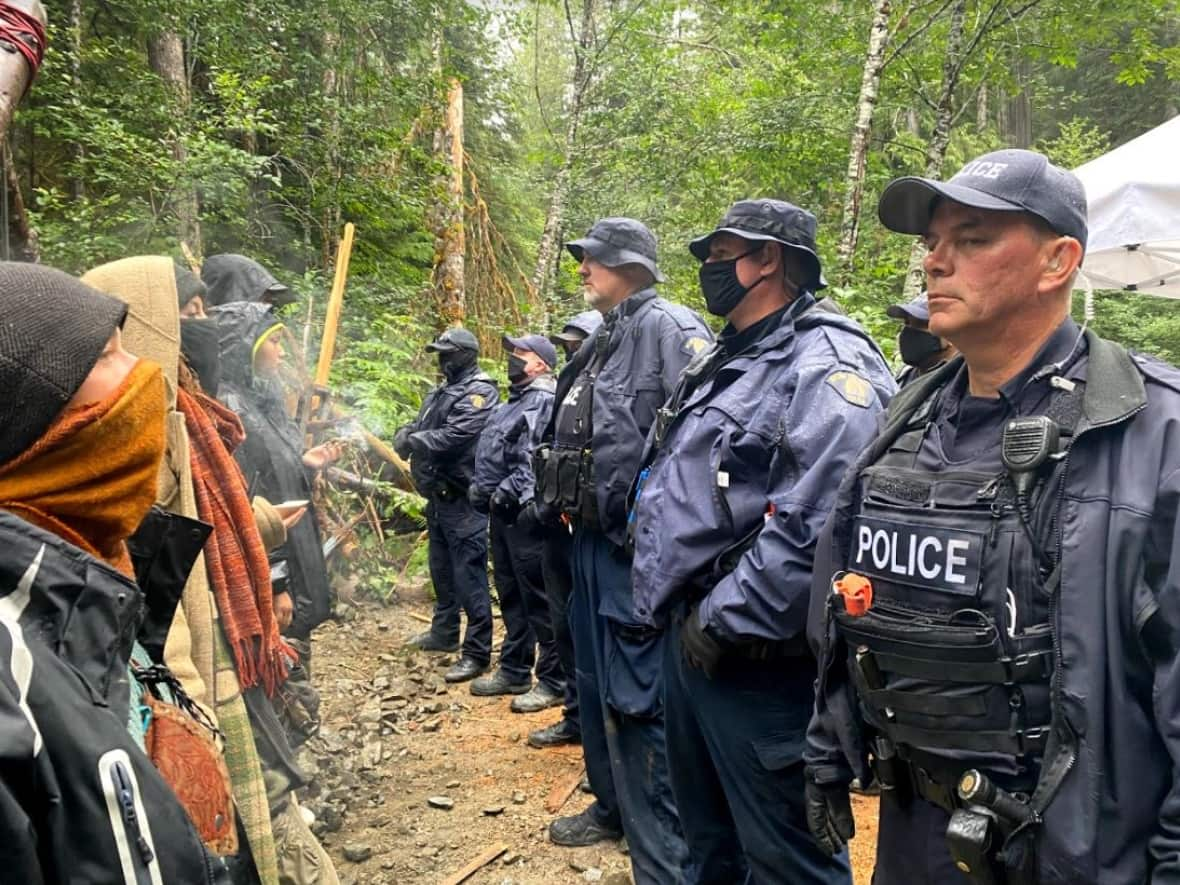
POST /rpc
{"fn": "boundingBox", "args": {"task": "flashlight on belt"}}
[833,572,873,616]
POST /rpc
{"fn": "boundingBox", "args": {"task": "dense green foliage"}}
[9,0,1180,422]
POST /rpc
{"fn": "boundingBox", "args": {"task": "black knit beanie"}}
[0,261,128,466]
[174,262,207,310]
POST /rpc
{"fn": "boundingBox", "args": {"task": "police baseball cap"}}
[425,327,480,354]
[565,218,665,283]
[689,199,826,291]
[878,149,1088,251]
[886,292,930,322]
[550,309,603,348]
[502,333,557,368]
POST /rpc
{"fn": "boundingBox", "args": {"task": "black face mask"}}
[439,349,475,382]
[698,248,767,317]
[506,354,529,384]
[180,318,221,393]
[898,326,945,368]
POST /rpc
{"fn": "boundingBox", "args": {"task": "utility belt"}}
[533,443,599,529]
[871,739,1041,885]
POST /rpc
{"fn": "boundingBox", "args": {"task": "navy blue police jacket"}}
[630,295,895,642]
[471,374,556,509]
[544,287,712,554]
[403,365,500,497]
[807,331,1180,884]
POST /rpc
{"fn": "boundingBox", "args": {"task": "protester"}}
[203,253,297,308]
[886,291,957,387]
[212,301,341,643]
[468,333,564,712]
[535,217,711,882]
[0,261,225,883]
[394,328,500,683]
[629,199,893,883]
[84,254,302,883]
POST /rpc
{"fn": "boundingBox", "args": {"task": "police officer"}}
[529,310,603,750]
[806,148,1180,885]
[468,334,565,712]
[629,199,892,884]
[887,292,956,387]
[534,217,710,882]
[395,328,499,683]
[548,310,602,361]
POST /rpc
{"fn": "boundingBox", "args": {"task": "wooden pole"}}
[439,843,508,885]
[315,221,355,388]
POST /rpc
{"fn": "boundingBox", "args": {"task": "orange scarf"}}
[0,360,166,576]
[178,388,294,694]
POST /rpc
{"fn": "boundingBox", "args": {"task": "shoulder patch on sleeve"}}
[683,336,710,356]
[825,370,873,408]
[470,393,488,409]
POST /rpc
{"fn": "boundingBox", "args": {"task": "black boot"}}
[444,657,489,683]
[527,718,582,748]
[470,669,532,696]
[409,630,459,653]
[548,810,623,847]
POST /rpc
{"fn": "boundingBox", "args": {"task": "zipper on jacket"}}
[99,749,163,885]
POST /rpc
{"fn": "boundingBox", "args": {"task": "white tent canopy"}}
[1074,114,1180,299]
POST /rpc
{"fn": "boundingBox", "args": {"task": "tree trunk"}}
[68,0,84,199]
[0,0,46,145]
[901,0,967,299]
[147,29,202,256]
[836,0,892,285]
[2,139,37,261]
[531,0,596,329]
[431,77,466,326]
[976,81,988,132]
[320,29,342,268]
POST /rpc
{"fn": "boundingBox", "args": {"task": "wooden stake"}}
[544,766,585,814]
[407,611,433,624]
[179,241,202,274]
[314,221,356,390]
[439,843,508,885]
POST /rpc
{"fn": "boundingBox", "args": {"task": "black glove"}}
[680,605,724,678]
[407,433,429,457]
[393,426,412,459]
[805,777,855,857]
[516,500,539,529]
[491,490,522,523]
[468,485,491,514]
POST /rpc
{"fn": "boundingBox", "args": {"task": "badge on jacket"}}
[471,394,487,409]
[825,370,873,408]
[684,336,710,355]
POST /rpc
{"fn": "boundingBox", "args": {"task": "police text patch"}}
[850,515,983,596]
[826,370,873,408]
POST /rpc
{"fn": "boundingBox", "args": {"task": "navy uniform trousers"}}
[426,494,493,665]
[665,620,852,885]
[570,526,691,885]
[489,513,562,689]
[541,524,580,731]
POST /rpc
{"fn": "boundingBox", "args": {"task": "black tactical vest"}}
[832,383,1079,787]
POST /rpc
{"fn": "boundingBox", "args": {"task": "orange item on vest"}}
[834,573,873,616]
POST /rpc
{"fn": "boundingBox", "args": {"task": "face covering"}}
[0,359,167,576]
[180,317,222,394]
[439,349,476,382]
[507,354,529,384]
[898,326,945,368]
[698,248,767,317]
